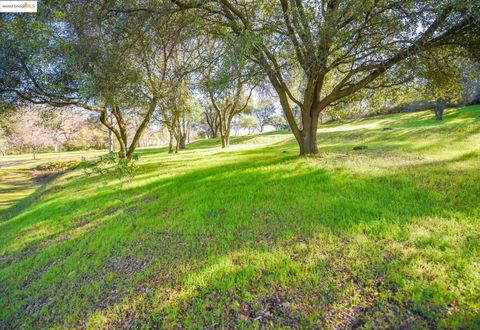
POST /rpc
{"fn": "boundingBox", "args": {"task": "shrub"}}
[34,160,80,172]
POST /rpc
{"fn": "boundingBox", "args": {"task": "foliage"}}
[251,100,276,132]
[2,1,479,155]
[83,153,139,186]
[416,53,473,104]
[269,115,289,130]
[0,106,107,155]
[238,114,258,134]
[34,160,79,172]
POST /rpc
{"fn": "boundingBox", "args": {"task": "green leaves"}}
[83,152,139,186]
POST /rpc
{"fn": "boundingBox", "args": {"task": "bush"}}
[82,153,139,185]
[34,161,80,172]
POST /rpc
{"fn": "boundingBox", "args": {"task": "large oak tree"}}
[169,0,480,154]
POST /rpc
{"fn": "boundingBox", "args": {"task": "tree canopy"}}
[1,0,479,155]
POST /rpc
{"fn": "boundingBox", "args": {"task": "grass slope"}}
[1,106,479,329]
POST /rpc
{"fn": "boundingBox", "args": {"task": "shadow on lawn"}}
[1,106,480,327]
[0,177,46,222]
[1,143,479,328]
[93,155,478,328]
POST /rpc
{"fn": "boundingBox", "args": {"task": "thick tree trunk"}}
[298,132,319,155]
[297,111,319,155]
[274,85,321,156]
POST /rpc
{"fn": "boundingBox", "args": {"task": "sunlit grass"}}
[0,106,479,328]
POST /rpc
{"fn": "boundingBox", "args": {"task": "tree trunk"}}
[117,133,128,159]
[175,135,180,153]
[221,135,229,148]
[210,127,218,139]
[298,112,319,156]
[168,131,174,154]
[179,134,186,149]
[108,111,114,153]
[298,133,319,155]
[435,99,446,121]
[221,130,230,148]
[124,97,157,160]
[118,144,127,159]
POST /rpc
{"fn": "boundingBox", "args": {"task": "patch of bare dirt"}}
[31,170,64,184]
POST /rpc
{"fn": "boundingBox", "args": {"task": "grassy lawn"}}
[1,106,479,328]
[0,150,105,214]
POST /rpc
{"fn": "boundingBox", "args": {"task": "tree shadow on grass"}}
[1,113,480,325]
[1,145,479,328]
[0,178,47,222]
[75,153,478,328]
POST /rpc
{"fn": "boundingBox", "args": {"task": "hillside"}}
[1,106,479,328]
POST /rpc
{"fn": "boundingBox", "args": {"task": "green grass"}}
[1,106,479,329]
